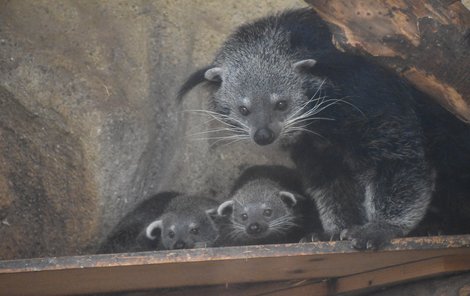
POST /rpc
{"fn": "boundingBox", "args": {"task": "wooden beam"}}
[335,253,470,294]
[305,0,470,122]
[0,235,469,296]
[160,254,470,296]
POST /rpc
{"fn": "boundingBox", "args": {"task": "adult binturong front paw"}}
[299,232,340,243]
[299,232,322,243]
[340,223,402,250]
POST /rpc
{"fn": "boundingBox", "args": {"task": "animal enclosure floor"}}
[0,235,469,296]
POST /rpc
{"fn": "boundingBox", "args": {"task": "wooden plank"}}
[0,236,469,296]
[155,280,330,296]
[334,254,470,294]
[160,255,470,296]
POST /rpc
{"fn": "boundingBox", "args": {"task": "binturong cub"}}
[177,9,470,249]
[216,165,320,246]
[98,192,220,253]
[145,194,220,250]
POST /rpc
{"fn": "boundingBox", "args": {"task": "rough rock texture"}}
[0,0,304,259]
[0,86,99,258]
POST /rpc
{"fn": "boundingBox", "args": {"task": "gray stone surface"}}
[0,0,304,259]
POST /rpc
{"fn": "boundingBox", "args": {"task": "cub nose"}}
[173,240,186,249]
[247,222,262,234]
[253,128,275,146]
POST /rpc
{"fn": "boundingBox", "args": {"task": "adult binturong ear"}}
[204,67,224,82]
[217,200,234,216]
[177,65,220,102]
[145,220,163,240]
[279,191,297,208]
[206,208,218,221]
[293,59,317,73]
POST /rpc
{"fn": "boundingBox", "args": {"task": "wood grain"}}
[0,236,469,296]
[305,0,470,122]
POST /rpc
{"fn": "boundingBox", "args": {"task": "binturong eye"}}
[275,100,288,111]
[263,209,273,217]
[168,231,175,239]
[220,106,230,115]
[241,213,248,221]
[190,227,199,235]
[239,106,250,116]
[215,106,230,115]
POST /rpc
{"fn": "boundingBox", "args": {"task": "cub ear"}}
[293,59,317,73]
[145,220,163,240]
[205,67,224,82]
[217,200,234,216]
[279,191,297,208]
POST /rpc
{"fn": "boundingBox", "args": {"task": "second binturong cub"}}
[217,165,320,246]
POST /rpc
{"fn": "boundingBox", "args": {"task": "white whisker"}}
[191,134,250,141]
[211,137,250,148]
[282,126,326,139]
[185,109,250,131]
[284,116,334,128]
[190,127,247,136]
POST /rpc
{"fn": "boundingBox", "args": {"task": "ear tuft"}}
[204,67,224,82]
[206,208,217,215]
[206,208,218,221]
[293,59,317,72]
[279,191,297,208]
[145,220,163,240]
[217,200,234,216]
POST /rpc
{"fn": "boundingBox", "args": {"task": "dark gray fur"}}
[216,165,320,246]
[178,9,470,249]
[97,192,219,253]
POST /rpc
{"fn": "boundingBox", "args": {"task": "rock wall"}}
[0,0,304,259]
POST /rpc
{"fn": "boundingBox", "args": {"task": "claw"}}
[366,240,376,250]
[299,237,309,243]
[351,238,359,248]
[194,242,208,248]
[299,232,321,243]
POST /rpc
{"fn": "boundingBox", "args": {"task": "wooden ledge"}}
[0,235,469,295]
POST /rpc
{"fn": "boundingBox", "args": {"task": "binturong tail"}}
[176,65,216,103]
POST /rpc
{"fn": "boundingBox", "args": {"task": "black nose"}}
[253,128,275,146]
[174,241,186,249]
[247,222,262,234]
